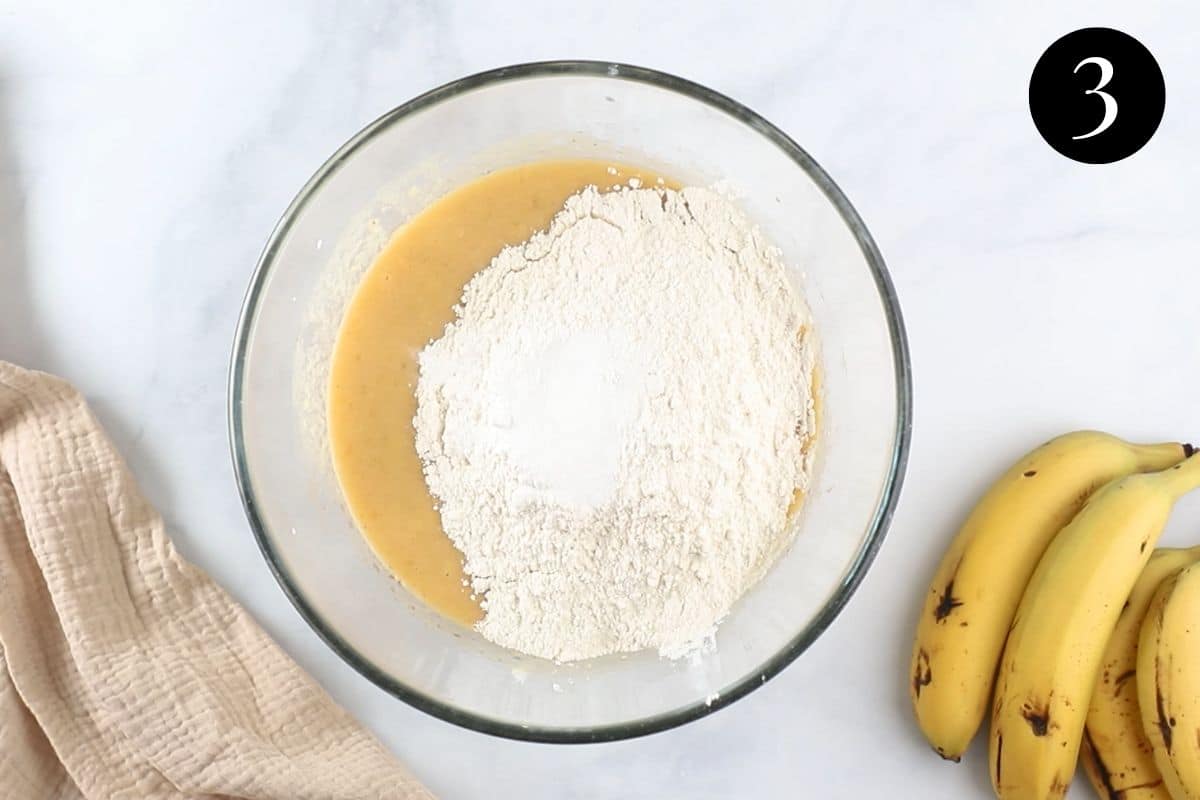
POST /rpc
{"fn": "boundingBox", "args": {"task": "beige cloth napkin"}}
[0,363,434,800]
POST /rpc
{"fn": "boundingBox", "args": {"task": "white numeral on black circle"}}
[1072,56,1117,140]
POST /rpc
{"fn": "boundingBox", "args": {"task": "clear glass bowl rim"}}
[228,59,913,744]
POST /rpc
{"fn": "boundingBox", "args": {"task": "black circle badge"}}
[1029,27,1165,164]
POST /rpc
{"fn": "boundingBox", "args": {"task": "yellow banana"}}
[910,431,1190,760]
[990,454,1200,800]
[1138,561,1200,799]
[1082,547,1200,800]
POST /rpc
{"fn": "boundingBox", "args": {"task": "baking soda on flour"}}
[414,184,816,661]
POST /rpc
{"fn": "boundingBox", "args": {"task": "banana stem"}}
[1134,441,1194,471]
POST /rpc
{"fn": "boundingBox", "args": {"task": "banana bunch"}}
[908,431,1200,799]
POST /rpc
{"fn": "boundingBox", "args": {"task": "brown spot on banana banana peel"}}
[994,734,1003,783]
[1050,775,1070,797]
[933,580,963,622]
[1023,469,1037,477]
[1112,669,1136,697]
[1021,702,1051,736]
[1155,688,1174,752]
[934,745,960,763]
[1074,476,1110,510]
[912,649,932,699]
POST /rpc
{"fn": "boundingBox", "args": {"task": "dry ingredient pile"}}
[414,184,816,661]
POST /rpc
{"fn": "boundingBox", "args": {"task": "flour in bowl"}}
[414,184,816,661]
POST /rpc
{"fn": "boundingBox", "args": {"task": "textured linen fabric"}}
[0,362,433,800]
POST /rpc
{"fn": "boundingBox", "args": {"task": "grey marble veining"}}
[2,2,1198,797]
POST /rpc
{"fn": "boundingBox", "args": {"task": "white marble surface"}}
[3,2,1199,797]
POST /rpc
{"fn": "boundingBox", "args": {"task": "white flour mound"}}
[414,184,816,661]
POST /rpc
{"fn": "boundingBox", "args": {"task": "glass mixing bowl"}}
[230,61,911,742]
